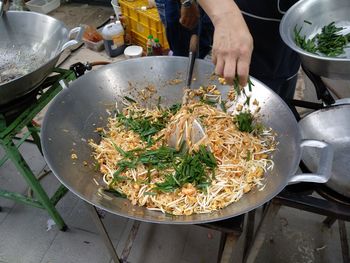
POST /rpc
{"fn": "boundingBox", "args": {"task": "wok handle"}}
[288,139,333,184]
[61,26,85,51]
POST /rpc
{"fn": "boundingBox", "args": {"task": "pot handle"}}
[61,26,85,51]
[288,139,333,184]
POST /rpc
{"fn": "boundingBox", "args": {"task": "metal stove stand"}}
[244,67,350,263]
[87,202,245,263]
[244,183,350,263]
[0,68,76,230]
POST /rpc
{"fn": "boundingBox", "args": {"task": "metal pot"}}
[41,57,333,224]
[0,11,83,105]
[299,103,350,198]
[280,0,350,79]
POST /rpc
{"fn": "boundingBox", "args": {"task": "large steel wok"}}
[41,57,333,224]
[0,11,83,105]
[300,103,350,198]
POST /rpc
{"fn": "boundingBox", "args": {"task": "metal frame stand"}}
[198,216,244,263]
[244,202,281,263]
[0,69,76,230]
[87,202,244,263]
[244,189,350,263]
[87,204,122,263]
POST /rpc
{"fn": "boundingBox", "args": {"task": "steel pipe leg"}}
[323,216,337,228]
[338,220,350,263]
[243,210,256,260]
[244,203,281,263]
[4,141,66,230]
[121,220,140,262]
[219,233,239,263]
[87,204,121,263]
[27,123,42,155]
[217,233,227,263]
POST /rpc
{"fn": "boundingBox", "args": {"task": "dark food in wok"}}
[89,83,277,216]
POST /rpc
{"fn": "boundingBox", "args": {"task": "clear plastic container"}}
[83,27,104,52]
[25,0,60,14]
[83,38,104,52]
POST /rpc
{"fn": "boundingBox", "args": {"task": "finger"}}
[212,50,217,65]
[236,58,250,87]
[223,58,237,85]
[236,48,252,86]
[212,44,219,65]
[215,57,225,77]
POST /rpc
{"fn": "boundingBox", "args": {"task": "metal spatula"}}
[169,34,206,150]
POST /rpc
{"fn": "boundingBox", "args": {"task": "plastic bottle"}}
[146,35,154,56]
[102,18,125,57]
[153,38,163,56]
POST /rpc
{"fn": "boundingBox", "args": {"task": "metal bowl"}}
[280,0,350,79]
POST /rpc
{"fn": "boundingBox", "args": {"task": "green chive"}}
[124,96,137,103]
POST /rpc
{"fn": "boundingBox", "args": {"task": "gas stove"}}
[0,68,76,231]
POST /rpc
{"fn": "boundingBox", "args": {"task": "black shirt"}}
[235,0,301,81]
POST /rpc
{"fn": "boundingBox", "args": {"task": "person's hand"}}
[213,13,253,86]
[179,3,200,30]
[212,13,253,86]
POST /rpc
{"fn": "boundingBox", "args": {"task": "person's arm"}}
[197,0,253,86]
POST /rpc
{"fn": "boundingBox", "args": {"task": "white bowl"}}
[124,45,143,59]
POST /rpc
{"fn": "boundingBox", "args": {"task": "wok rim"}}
[298,103,350,125]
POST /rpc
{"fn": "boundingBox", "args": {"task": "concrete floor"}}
[1,2,350,263]
[0,148,349,263]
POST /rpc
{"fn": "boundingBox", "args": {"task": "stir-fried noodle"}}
[90,87,276,215]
